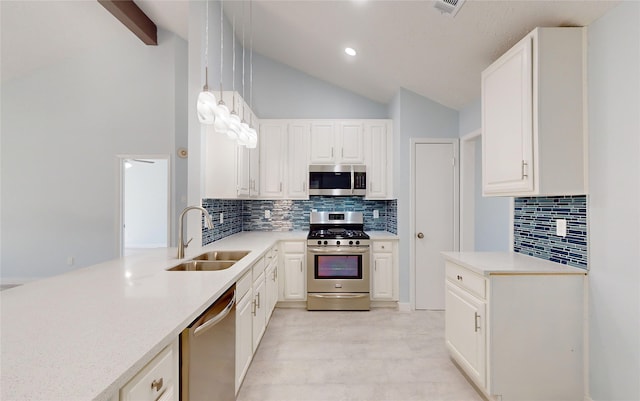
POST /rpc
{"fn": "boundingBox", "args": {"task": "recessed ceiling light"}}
[345,47,357,56]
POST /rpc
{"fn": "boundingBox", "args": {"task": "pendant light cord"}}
[204,0,209,90]
[242,2,246,120]
[219,0,224,99]
[232,15,236,110]
[250,0,253,123]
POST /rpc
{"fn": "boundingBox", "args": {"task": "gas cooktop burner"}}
[307,229,369,240]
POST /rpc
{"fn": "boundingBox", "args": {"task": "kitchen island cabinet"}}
[482,27,586,196]
[443,252,587,401]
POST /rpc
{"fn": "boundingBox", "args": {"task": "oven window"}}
[315,255,362,279]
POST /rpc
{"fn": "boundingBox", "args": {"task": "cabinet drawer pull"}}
[474,312,480,332]
[522,160,528,179]
[151,377,163,392]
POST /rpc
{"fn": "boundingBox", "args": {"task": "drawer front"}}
[372,241,393,253]
[281,241,305,253]
[266,246,279,268]
[120,340,178,401]
[446,262,486,299]
[236,270,252,301]
[252,257,266,282]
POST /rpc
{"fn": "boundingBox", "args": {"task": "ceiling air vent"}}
[433,0,466,17]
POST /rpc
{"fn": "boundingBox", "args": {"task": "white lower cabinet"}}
[251,268,267,353]
[120,339,179,401]
[265,247,279,320]
[279,241,306,301]
[445,259,586,401]
[370,240,398,301]
[235,270,253,394]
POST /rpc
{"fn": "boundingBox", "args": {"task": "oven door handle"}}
[310,293,369,299]
[307,247,369,254]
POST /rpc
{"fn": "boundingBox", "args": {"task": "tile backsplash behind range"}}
[202,197,397,246]
[513,195,587,269]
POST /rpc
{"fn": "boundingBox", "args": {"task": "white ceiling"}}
[2,0,619,110]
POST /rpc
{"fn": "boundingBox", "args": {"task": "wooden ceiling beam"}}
[98,0,157,45]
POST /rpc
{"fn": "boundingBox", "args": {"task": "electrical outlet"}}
[220,212,224,224]
[556,219,567,237]
[67,256,74,266]
[373,210,379,219]
[265,210,271,219]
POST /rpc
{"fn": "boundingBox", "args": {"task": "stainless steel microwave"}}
[308,165,366,196]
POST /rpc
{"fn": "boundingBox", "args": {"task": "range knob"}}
[317,240,322,245]
[323,240,328,245]
[336,241,341,246]
[355,240,360,245]
[349,241,354,245]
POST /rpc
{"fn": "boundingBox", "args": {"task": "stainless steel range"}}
[306,211,370,311]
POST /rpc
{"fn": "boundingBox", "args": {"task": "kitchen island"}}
[1,230,397,401]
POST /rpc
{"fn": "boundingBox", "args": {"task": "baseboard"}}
[1,277,40,286]
[584,396,594,401]
[370,300,398,309]
[275,301,306,309]
[398,302,411,312]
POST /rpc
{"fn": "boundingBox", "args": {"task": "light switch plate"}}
[220,213,224,224]
[265,210,271,219]
[373,210,379,219]
[556,219,567,237]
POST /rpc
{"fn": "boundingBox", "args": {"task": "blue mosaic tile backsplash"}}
[513,196,587,269]
[202,199,243,245]
[202,197,397,246]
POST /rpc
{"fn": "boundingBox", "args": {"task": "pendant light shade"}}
[227,112,241,140]
[197,2,216,125]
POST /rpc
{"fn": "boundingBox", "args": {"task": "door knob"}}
[417,232,424,239]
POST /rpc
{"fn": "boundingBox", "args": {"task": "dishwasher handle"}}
[193,289,236,337]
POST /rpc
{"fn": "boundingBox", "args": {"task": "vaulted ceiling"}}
[2,1,619,110]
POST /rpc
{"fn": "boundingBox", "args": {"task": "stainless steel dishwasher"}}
[180,284,235,401]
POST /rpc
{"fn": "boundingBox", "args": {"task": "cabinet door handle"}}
[151,377,163,392]
[341,148,344,158]
[522,160,528,179]
[474,312,480,332]
[252,299,257,316]
[331,147,334,158]
[457,275,463,281]
[280,182,283,192]
[256,292,261,308]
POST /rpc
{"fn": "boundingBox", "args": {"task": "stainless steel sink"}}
[192,250,250,262]
[167,260,237,271]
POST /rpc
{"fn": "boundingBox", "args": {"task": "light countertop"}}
[1,230,395,401]
[0,231,307,401]
[442,251,588,276]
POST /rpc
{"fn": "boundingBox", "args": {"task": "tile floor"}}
[237,308,486,401]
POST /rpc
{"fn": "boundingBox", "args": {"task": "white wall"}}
[458,98,511,252]
[252,53,388,119]
[587,2,640,399]
[1,22,187,281]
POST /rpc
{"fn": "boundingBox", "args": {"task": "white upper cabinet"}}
[286,122,310,199]
[482,27,586,197]
[259,121,286,198]
[309,121,364,164]
[364,120,393,199]
[203,91,258,199]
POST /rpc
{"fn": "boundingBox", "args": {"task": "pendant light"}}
[226,15,242,140]
[196,0,216,125]
[246,0,258,149]
[213,0,231,135]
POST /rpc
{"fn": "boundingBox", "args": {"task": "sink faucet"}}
[177,206,214,259]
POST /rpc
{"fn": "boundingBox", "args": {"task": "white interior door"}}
[413,140,458,310]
